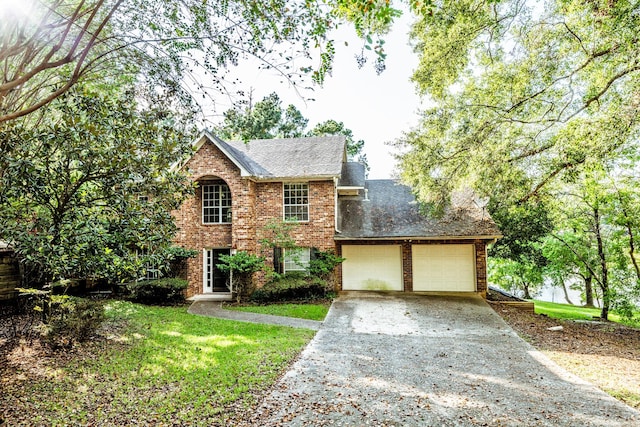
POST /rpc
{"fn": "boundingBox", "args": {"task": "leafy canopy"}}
[0,0,428,124]
[396,0,640,207]
[0,87,194,284]
[215,92,368,166]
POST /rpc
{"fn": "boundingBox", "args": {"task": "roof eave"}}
[252,174,341,182]
[202,131,254,177]
[334,234,503,241]
[337,185,366,190]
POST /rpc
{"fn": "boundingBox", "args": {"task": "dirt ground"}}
[488,300,640,409]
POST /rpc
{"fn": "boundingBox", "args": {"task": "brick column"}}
[475,241,488,297]
[402,242,413,292]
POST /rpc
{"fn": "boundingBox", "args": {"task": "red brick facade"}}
[173,139,337,297]
[173,137,493,298]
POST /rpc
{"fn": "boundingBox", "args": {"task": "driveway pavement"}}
[244,292,639,426]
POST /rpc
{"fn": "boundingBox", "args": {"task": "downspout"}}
[334,177,341,233]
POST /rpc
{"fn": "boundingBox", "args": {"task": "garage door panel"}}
[412,244,475,292]
[342,245,403,291]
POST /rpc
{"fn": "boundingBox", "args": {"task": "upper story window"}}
[283,182,309,222]
[202,182,232,224]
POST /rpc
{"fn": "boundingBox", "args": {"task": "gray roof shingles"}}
[337,180,501,239]
[200,132,499,239]
[222,135,346,179]
[338,162,366,188]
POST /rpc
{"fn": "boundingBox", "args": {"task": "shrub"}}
[11,289,105,347]
[216,251,265,302]
[126,278,188,305]
[41,296,105,348]
[250,272,332,303]
[307,249,345,280]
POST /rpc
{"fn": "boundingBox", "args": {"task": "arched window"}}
[202,181,232,224]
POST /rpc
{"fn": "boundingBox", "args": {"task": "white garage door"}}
[342,245,403,291]
[412,244,476,292]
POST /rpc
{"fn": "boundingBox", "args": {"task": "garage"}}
[412,244,476,292]
[341,245,403,291]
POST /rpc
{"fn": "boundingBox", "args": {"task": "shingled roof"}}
[337,180,502,239]
[200,132,346,180]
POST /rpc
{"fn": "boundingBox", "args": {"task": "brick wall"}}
[173,139,337,296]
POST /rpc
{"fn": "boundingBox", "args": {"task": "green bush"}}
[40,296,105,348]
[126,278,188,305]
[307,249,344,279]
[216,251,265,302]
[250,272,331,303]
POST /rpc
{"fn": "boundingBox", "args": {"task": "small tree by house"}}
[216,252,265,302]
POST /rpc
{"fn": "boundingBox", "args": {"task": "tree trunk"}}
[583,273,595,307]
[593,206,609,320]
[522,282,532,300]
[615,189,640,282]
[561,280,574,305]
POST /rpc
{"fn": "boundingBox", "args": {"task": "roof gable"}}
[225,135,345,179]
[187,132,346,180]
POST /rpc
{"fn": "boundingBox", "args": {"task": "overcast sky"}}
[206,12,423,179]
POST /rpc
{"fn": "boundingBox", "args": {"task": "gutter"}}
[333,235,503,241]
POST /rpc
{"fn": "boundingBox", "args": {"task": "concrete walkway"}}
[242,292,639,426]
[187,300,323,330]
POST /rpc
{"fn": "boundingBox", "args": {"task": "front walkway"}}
[187,300,323,330]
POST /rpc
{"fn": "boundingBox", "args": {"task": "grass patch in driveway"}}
[2,300,314,426]
[223,302,330,321]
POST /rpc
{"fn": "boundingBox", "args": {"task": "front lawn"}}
[1,301,315,426]
[223,302,331,321]
[533,300,640,327]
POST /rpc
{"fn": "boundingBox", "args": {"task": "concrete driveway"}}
[247,292,639,426]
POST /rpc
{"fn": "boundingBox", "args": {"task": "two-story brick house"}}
[173,132,501,299]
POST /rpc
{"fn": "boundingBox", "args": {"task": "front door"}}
[203,249,231,293]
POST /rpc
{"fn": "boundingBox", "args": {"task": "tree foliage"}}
[216,251,265,301]
[215,92,368,166]
[0,87,194,284]
[399,0,640,319]
[397,0,640,207]
[0,0,422,125]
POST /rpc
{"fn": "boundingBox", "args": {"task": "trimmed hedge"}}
[250,272,331,303]
[126,278,188,305]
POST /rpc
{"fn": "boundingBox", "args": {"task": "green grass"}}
[533,300,603,320]
[6,301,315,426]
[533,300,640,327]
[223,302,331,321]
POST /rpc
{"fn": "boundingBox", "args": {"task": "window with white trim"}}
[136,248,159,280]
[202,182,232,224]
[284,248,311,272]
[283,182,309,222]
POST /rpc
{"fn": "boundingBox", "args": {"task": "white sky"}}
[206,12,423,179]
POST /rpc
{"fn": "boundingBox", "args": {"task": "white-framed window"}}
[283,182,309,222]
[136,248,159,280]
[202,182,232,224]
[284,247,311,272]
